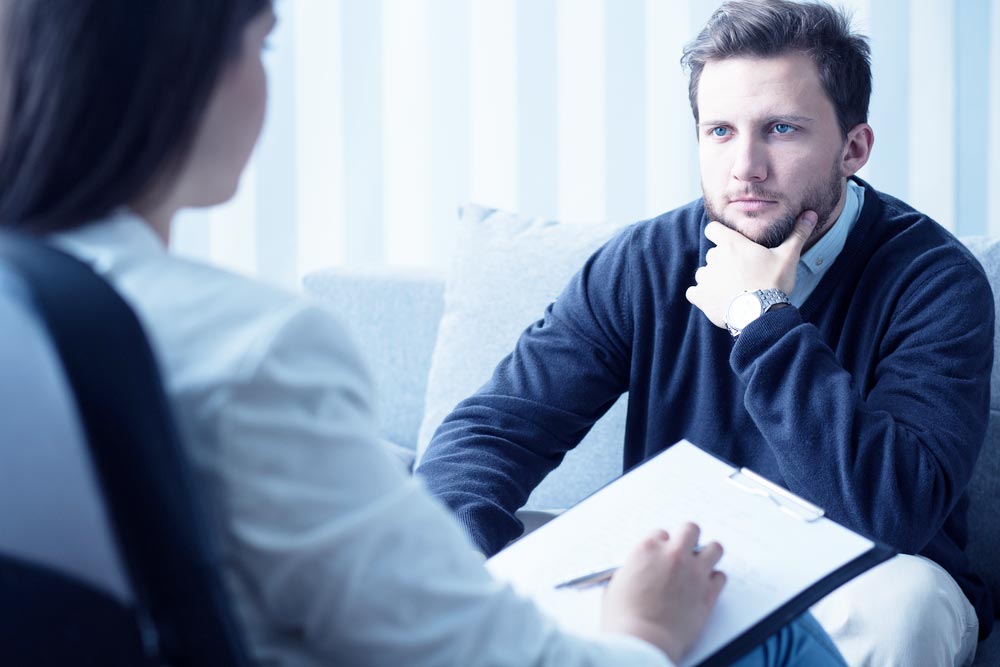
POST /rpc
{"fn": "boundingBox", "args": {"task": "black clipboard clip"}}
[726,467,825,522]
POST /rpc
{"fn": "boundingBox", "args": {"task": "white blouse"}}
[53,211,670,667]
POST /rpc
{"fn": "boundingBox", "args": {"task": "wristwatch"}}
[725,288,790,338]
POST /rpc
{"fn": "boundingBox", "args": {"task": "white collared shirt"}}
[789,179,866,307]
[52,211,669,667]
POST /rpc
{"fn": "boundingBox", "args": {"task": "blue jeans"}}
[732,613,846,667]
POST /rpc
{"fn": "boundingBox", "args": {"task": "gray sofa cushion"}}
[303,268,443,452]
[960,237,1000,622]
[971,418,1000,602]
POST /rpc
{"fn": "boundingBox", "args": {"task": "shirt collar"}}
[799,179,865,275]
[49,208,166,274]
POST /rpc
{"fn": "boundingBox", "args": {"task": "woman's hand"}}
[600,523,725,664]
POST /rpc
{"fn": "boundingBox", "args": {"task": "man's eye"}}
[711,127,729,137]
[772,123,795,134]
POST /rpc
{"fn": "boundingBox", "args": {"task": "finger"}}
[709,570,727,599]
[697,541,724,569]
[705,220,749,246]
[778,209,818,257]
[685,285,697,305]
[641,529,671,551]
[704,246,717,264]
[693,266,706,285]
[703,221,730,245]
[675,522,701,553]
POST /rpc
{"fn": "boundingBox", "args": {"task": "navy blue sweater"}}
[418,179,995,636]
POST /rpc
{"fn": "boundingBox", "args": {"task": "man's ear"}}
[840,123,874,177]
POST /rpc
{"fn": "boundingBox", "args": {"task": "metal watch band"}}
[757,288,790,313]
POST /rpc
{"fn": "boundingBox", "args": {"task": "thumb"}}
[779,210,818,256]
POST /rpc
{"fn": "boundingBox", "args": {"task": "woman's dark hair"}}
[0,0,270,233]
[681,0,871,137]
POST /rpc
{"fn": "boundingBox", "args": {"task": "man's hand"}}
[685,210,817,329]
[601,523,725,664]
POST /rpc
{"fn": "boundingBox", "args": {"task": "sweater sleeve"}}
[729,259,993,553]
[417,228,636,555]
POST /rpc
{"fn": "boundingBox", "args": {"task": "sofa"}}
[303,205,1000,665]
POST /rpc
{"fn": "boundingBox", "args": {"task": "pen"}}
[554,565,619,590]
[554,544,706,590]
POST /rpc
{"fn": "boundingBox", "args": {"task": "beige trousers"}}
[811,554,980,667]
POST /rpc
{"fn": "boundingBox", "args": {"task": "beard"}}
[703,160,844,249]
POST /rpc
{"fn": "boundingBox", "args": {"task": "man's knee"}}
[878,555,961,622]
[811,555,977,666]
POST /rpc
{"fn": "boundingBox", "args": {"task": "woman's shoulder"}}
[134,253,360,381]
[53,213,367,398]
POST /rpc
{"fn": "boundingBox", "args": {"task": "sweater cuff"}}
[729,304,803,375]
[454,506,508,556]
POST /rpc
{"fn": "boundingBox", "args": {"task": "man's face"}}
[697,53,848,248]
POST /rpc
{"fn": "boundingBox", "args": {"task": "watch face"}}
[727,292,763,330]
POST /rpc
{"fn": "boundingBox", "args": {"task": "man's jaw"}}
[716,205,799,248]
[703,188,799,247]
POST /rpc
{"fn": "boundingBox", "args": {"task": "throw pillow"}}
[416,204,631,510]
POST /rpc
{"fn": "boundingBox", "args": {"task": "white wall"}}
[172,0,1000,288]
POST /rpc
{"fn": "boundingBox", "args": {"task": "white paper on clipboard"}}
[486,439,888,667]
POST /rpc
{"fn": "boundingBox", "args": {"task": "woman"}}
[0,1,844,665]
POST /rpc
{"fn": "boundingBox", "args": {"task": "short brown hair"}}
[681,0,871,136]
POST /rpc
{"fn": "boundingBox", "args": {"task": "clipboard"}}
[486,440,896,667]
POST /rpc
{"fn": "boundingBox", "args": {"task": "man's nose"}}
[731,136,768,182]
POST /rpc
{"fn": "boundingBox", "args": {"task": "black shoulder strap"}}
[0,230,249,666]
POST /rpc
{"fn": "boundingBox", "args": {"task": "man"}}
[417,1,994,665]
